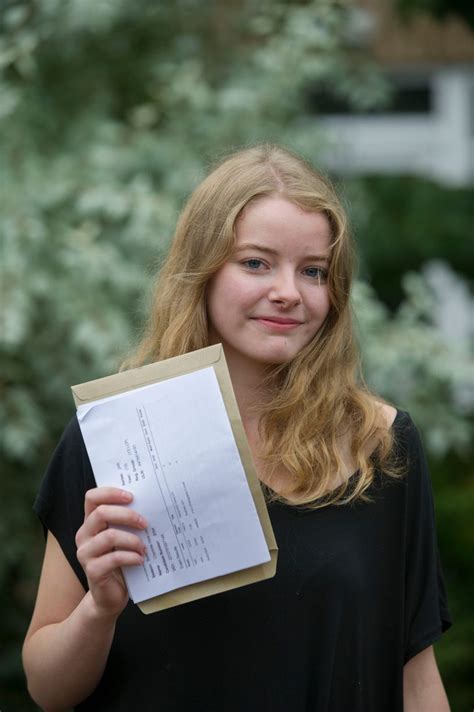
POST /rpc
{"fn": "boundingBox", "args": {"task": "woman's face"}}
[206,196,332,375]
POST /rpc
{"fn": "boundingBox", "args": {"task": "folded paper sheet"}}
[72,345,277,614]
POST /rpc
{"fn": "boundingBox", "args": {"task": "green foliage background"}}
[1,1,472,710]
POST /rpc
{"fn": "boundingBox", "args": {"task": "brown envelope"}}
[71,344,278,614]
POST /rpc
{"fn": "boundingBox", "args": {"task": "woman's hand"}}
[75,487,148,618]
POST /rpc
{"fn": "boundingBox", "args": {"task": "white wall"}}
[318,68,474,186]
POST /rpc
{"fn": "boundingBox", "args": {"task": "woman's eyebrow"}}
[235,242,330,262]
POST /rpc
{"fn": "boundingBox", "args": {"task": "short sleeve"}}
[34,416,96,591]
[402,415,453,663]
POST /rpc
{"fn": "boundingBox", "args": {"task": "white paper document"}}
[77,367,270,603]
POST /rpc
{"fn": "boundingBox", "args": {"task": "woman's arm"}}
[403,646,450,712]
[22,488,147,712]
[23,532,119,712]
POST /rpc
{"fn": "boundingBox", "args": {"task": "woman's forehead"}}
[235,197,332,253]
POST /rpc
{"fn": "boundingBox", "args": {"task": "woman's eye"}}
[303,266,328,282]
[242,259,265,270]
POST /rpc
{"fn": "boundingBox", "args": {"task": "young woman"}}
[23,145,452,711]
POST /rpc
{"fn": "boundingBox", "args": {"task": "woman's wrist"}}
[81,590,124,627]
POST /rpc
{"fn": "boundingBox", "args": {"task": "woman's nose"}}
[268,269,302,306]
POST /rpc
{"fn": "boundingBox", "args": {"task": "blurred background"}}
[1,1,473,709]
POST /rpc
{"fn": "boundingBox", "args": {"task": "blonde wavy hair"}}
[125,144,402,508]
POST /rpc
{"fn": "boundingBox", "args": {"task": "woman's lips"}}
[252,317,302,331]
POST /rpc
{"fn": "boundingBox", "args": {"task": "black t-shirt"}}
[34,409,452,711]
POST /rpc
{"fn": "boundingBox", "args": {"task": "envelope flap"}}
[71,344,223,406]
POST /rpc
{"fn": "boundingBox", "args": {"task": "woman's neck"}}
[229,371,266,427]
[223,349,299,496]
[223,351,270,427]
